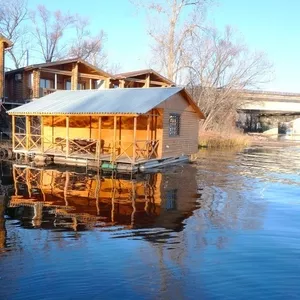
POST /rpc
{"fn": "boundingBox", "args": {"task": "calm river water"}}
[1,145,300,300]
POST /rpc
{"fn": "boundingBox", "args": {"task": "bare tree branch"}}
[30,5,75,62]
[67,16,108,69]
[0,0,28,68]
[187,26,273,131]
[131,0,212,82]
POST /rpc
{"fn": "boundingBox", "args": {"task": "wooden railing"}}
[14,135,159,163]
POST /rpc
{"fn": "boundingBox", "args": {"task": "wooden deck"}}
[13,147,189,172]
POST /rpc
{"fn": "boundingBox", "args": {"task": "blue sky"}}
[25,0,300,92]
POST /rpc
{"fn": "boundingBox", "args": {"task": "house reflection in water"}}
[6,164,200,233]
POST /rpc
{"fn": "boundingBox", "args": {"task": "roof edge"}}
[179,88,205,119]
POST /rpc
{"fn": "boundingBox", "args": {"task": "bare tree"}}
[132,0,211,82]
[187,26,273,130]
[67,17,108,69]
[30,5,75,62]
[0,0,28,68]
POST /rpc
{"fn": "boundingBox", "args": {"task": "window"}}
[169,113,180,136]
[65,80,71,90]
[77,82,85,90]
[40,79,52,89]
[65,81,85,90]
[164,189,177,211]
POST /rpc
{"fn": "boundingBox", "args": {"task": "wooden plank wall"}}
[157,93,199,158]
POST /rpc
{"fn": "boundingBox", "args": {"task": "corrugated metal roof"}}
[8,87,184,116]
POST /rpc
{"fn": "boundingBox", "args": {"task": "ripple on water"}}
[0,145,300,299]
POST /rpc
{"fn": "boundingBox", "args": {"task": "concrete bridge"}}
[238,90,300,132]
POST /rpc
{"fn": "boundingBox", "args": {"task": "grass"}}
[199,130,251,149]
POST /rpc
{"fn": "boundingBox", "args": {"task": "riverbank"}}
[199,131,251,149]
[199,130,300,149]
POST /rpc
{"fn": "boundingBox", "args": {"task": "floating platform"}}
[45,153,190,172]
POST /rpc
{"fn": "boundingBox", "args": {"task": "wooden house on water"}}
[7,87,204,171]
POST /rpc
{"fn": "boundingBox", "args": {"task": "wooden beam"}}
[79,73,108,80]
[39,68,72,76]
[39,68,108,80]
[133,116,137,163]
[12,115,15,150]
[124,77,168,86]
[66,116,69,157]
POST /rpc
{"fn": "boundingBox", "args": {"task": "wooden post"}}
[89,116,92,139]
[66,116,69,157]
[113,115,117,162]
[144,74,150,88]
[98,116,102,160]
[133,116,137,163]
[51,116,54,145]
[120,80,125,88]
[147,114,150,141]
[105,78,110,89]
[40,116,44,153]
[89,79,92,90]
[147,114,150,159]
[54,73,57,90]
[12,115,15,150]
[32,70,40,98]
[71,63,78,90]
[26,115,30,151]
